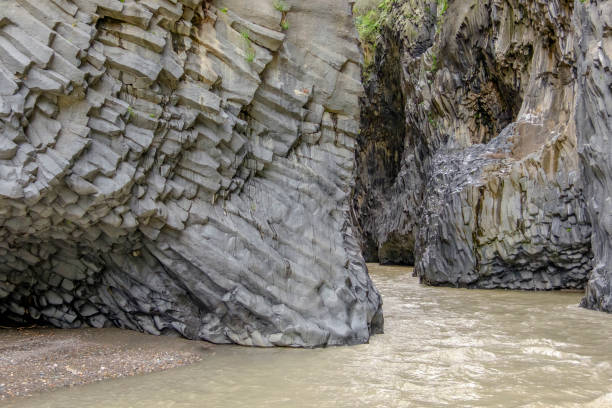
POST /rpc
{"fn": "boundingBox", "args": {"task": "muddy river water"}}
[4,264,612,407]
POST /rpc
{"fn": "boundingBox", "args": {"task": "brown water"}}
[4,264,612,408]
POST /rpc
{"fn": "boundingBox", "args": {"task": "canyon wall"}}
[576,1,612,311]
[355,0,610,295]
[0,0,383,347]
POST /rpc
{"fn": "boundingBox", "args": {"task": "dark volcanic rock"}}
[0,0,383,347]
[354,0,611,294]
[576,2,612,312]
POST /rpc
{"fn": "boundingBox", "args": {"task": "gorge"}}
[6,264,612,407]
[354,0,611,301]
[0,0,610,353]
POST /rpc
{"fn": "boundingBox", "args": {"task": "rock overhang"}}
[0,0,383,347]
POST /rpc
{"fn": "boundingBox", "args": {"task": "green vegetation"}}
[240,29,255,63]
[353,0,448,74]
[429,53,438,73]
[354,0,395,72]
[273,0,290,31]
[437,0,448,15]
[435,0,448,35]
[273,0,290,12]
[245,48,255,63]
[220,7,228,13]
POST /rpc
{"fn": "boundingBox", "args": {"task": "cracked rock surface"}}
[354,0,610,294]
[0,0,383,347]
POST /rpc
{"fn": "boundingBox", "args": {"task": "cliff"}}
[354,0,611,298]
[0,0,383,346]
[576,1,612,311]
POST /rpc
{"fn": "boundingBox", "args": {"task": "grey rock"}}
[87,314,109,328]
[576,1,612,312]
[45,291,64,306]
[0,0,382,347]
[78,304,99,317]
[0,135,17,160]
[354,0,609,296]
[60,279,75,291]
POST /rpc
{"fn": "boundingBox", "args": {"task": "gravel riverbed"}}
[0,327,211,401]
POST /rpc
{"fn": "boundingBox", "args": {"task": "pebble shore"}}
[0,327,210,401]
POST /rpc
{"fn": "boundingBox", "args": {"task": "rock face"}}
[355,0,610,293]
[577,2,612,311]
[0,0,383,347]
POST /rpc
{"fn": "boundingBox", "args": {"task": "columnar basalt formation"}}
[355,0,610,294]
[576,2,612,311]
[0,0,383,347]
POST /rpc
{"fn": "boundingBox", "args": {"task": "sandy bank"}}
[0,327,211,401]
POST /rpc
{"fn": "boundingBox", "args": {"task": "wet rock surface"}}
[0,0,383,347]
[354,0,610,294]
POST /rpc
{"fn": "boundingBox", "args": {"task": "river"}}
[4,264,612,408]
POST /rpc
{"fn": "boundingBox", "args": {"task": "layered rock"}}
[354,0,611,291]
[0,0,383,347]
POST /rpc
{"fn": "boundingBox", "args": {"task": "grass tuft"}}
[354,0,396,72]
[437,0,448,15]
[273,0,290,12]
[245,48,255,63]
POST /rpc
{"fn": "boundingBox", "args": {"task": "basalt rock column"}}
[576,1,612,312]
[0,0,383,347]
